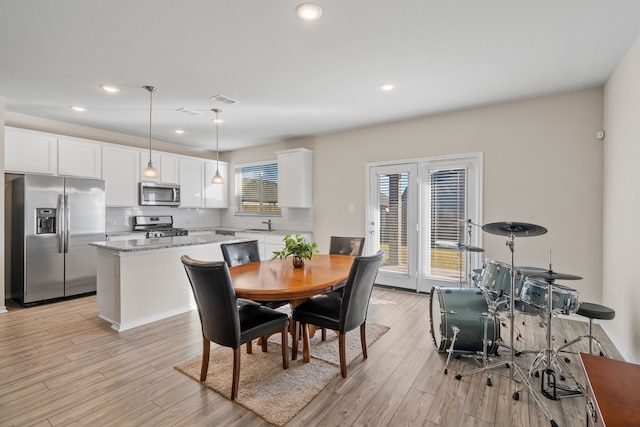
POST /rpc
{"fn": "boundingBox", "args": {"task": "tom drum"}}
[478,259,525,298]
[519,279,580,315]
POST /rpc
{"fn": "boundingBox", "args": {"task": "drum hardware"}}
[435,240,484,288]
[455,222,559,427]
[517,265,584,401]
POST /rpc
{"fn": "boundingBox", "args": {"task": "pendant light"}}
[142,85,159,178]
[211,108,224,184]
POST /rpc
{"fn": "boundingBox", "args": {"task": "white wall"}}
[603,35,640,362]
[228,88,605,306]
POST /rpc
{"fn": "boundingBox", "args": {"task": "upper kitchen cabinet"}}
[178,156,204,208]
[204,161,228,208]
[58,137,102,178]
[4,127,58,175]
[160,153,180,184]
[276,148,313,208]
[102,145,140,206]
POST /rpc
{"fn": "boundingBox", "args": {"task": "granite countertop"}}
[90,234,238,252]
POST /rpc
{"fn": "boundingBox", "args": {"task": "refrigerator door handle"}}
[64,195,70,253]
[57,194,64,253]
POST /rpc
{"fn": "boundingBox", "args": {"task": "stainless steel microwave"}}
[139,182,181,206]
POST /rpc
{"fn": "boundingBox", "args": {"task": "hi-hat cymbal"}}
[482,221,548,237]
[520,269,583,281]
[435,240,485,252]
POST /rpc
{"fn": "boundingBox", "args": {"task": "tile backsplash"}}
[106,206,312,234]
[106,206,221,233]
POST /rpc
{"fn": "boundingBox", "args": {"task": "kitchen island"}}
[90,234,239,332]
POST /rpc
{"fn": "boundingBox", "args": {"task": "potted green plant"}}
[271,233,319,268]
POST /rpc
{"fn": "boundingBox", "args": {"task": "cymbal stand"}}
[456,233,557,426]
[519,278,583,400]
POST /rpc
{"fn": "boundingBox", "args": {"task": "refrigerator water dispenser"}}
[36,208,57,234]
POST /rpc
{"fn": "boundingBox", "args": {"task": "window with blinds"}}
[235,162,282,215]
[377,172,409,274]
[429,167,467,279]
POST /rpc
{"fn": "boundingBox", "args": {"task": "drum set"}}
[429,221,585,427]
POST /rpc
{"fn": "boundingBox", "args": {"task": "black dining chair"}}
[320,236,366,340]
[220,240,288,312]
[181,255,289,400]
[329,236,365,257]
[291,250,384,378]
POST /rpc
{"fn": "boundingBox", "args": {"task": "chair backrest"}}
[220,240,261,266]
[339,250,384,333]
[181,255,242,349]
[329,236,365,256]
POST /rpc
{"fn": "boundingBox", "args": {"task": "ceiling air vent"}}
[210,94,238,105]
[176,107,202,116]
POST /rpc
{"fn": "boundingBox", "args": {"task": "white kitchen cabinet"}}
[276,148,313,208]
[204,161,228,208]
[102,145,140,206]
[139,151,161,182]
[160,153,180,184]
[4,127,58,175]
[178,156,205,208]
[58,137,102,178]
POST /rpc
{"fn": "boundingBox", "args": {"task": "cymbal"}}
[435,240,485,252]
[482,221,548,237]
[520,269,583,281]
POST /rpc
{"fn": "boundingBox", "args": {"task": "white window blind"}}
[429,167,467,278]
[235,162,281,214]
[377,172,409,274]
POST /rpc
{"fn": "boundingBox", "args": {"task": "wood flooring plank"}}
[0,287,627,427]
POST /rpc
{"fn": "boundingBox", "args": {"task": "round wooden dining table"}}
[228,254,355,362]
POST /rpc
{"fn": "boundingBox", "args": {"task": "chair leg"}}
[292,320,298,360]
[302,323,311,363]
[231,347,241,400]
[321,327,327,341]
[339,332,347,378]
[588,319,594,355]
[281,327,289,369]
[200,337,211,382]
[262,336,268,352]
[360,322,368,360]
[246,340,252,354]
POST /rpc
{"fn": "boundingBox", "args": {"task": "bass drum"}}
[430,287,500,354]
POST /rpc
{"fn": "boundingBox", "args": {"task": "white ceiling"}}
[2,1,640,152]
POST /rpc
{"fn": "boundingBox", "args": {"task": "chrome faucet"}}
[262,219,272,231]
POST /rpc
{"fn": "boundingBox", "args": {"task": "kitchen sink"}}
[245,228,272,232]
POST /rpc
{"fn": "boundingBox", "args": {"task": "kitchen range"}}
[133,215,189,238]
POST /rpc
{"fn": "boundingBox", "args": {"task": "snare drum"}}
[478,259,525,297]
[430,287,500,354]
[519,279,580,315]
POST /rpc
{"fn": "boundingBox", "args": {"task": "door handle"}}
[57,195,64,253]
[64,195,70,253]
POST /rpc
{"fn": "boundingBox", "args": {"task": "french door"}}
[367,164,418,290]
[367,154,482,293]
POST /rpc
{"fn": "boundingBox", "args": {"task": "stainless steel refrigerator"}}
[11,175,106,305]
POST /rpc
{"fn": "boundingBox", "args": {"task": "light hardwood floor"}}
[0,287,621,426]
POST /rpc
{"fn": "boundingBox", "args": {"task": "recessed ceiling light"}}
[212,118,224,124]
[100,85,120,93]
[380,83,396,92]
[174,129,185,135]
[296,3,323,21]
[70,105,86,112]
